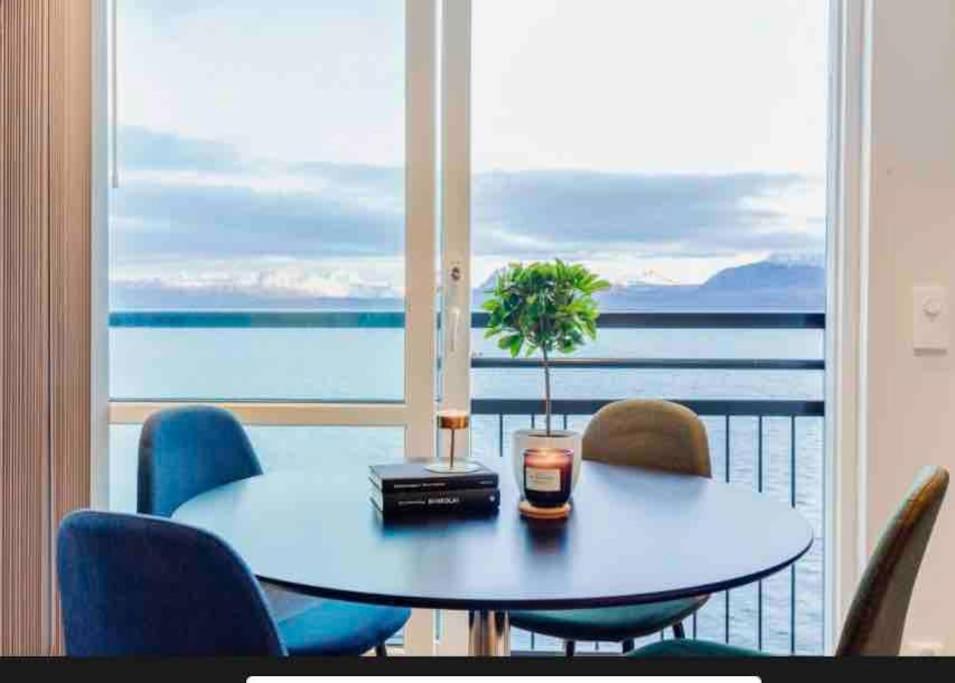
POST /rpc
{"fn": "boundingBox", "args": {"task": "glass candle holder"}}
[426,409,479,473]
[522,448,573,509]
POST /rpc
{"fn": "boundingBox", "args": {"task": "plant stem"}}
[542,345,552,436]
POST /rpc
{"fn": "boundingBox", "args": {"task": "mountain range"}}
[111,258,825,312]
[597,258,824,311]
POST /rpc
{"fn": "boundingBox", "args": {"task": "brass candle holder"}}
[427,409,480,473]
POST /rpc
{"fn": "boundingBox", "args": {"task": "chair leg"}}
[622,639,635,653]
[375,643,388,657]
[672,622,686,639]
[564,640,576,657]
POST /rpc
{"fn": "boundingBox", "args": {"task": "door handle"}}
[449,306,462,354]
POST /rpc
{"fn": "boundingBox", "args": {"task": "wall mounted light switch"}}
[913,285,949,352]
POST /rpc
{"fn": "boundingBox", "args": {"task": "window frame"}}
[92,0,861,656]
[100,0,440,457]
[824,0,869,655]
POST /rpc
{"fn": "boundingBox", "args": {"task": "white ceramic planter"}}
[511,429,583,492]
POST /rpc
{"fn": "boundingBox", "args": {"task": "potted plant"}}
[482,259,609,489]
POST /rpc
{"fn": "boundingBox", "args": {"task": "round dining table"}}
[173,460,813,656]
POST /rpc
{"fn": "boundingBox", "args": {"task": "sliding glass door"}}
[104,0,833,656]
[464,0,830,655]
[109,0,438,478]
[106,0,440,653]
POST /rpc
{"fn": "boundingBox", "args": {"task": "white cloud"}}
[112,1,829,302]
[472,0,828,174]
[112,256,405,300]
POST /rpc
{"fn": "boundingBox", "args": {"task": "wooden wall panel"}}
[0,0,53,655]
[48,0,93,656]
[0,0,92,656]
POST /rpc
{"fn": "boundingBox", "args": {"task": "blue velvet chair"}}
[138,405,410,656]
[58,510,287,656]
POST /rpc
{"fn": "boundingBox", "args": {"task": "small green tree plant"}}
[482,260,610,435]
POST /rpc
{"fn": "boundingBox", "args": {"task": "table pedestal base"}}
[468,610,510,656]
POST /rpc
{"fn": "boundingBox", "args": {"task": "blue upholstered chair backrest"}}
[57,510,286,656]
[138,405,263,517]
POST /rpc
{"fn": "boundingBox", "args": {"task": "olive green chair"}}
[631,465,949,658]
[510,399,712,655]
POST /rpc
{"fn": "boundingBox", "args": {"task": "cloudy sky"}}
[111,0,828,305]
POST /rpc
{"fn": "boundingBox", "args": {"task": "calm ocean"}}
[109,326,825,654]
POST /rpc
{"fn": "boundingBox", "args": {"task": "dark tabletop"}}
[172,460,813,610]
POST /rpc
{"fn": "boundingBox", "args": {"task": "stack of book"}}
[369,462,500,518]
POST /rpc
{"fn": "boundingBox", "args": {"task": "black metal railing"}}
[471,401,823,655]
[469,311,825,656]
[110,309,825,332]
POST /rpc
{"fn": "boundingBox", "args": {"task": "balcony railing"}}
[470,311,825,655]
[109,309,826,655]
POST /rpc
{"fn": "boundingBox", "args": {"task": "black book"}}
[370,486,501,517]
[369,462,498,494]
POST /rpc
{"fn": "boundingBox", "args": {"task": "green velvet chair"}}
[631,465,949,658]
[510,399,713,655]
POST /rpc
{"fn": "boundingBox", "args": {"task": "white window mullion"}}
[825,0,868,656]
[401,0,441,657]
[433,0,473,657]
[108,402,409,427]
[404,0,439,462]
[439,0,472,416]
[92,0,111,510]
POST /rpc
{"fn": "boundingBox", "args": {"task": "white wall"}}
[864,0,955,654]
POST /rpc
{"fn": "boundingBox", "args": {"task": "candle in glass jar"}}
[522,448,573,508]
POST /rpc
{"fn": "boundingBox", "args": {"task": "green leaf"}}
[480,259,605,374]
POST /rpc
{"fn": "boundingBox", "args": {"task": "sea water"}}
[108,325,824,654]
